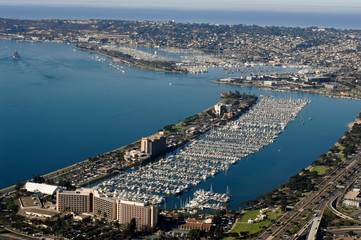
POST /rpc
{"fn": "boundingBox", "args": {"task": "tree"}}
[280,196,287,211]
[225,203,230,214]
[212,213,222,224]
[33,174,45,183]
[188,228,201,240]
[126,218,137,238]
[213,225,224,239]
[239,231,249,239]
[7,199,17,212]
[15,182,24,192]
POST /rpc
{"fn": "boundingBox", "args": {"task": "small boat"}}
[13,50,20,59]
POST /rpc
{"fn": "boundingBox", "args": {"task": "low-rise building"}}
[178,219,212,231]
[23,208,57,218]
[25,182,64,195]
[343,190,361,207]
[19,196,43,209]
[264,80,276,86]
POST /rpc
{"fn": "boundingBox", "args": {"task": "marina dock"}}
[94,96,310,205]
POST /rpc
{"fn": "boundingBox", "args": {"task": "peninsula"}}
[76,43,187,73]
[0,91,257,194]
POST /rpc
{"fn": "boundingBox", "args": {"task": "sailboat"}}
[13,50,20,59]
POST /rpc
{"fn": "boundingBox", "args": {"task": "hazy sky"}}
[1,0,361,13]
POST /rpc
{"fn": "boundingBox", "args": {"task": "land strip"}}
[0,92,257,195]
[76,43,187,73]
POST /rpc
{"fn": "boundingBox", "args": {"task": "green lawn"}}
[336,143,345,151]
[231,219,271,234]
[267,209,282,220]
[239,209,261,222]
[225,209,282,239]
[338,205,357,212]
[172,124,187,132]
[311,166,329,175]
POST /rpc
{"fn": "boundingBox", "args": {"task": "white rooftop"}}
[25,182,63,195]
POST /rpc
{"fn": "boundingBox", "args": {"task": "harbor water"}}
[0,40,360,209]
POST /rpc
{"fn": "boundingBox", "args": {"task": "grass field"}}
[336,143,345,151]
[311,166,329,175]
[225,208,282,239]
[172,124,187,132]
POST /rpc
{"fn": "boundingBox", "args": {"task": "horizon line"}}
[1,3,361,14]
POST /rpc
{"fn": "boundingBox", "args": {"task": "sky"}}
[1,0,361,13]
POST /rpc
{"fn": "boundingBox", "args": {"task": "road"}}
[327,226,361,235]
[0,226,39,240]
[257,150,361,240]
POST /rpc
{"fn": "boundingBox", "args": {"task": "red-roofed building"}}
[179,219,212,231]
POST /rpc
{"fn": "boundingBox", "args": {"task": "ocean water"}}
[0,40,360,209]
[0,6,361,29]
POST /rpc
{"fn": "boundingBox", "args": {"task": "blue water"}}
[0,40,360,210]
[1,6,361,29]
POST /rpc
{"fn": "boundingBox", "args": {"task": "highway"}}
[257,150,361,240]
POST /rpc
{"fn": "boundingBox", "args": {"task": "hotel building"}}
[56,189,158,230]
[141,131,166,156]
[56,188,94,213]
[118,200,158,231]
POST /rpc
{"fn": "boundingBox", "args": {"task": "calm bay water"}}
[0,40,360,209]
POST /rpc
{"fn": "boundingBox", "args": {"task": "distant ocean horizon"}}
[1,5,361,29]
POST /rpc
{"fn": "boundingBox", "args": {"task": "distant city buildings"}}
[56,188,158,231]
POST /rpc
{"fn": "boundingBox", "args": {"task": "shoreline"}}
[75,44,188,74]
[0,93,257,194]
[0,138,141,195]
[212,80,361,100]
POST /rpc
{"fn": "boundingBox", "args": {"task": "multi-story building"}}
[93,195,117,221]
[214,103,232,115]
[56,188,93,213]
[118,200,158,231]
[141,131,166,156]
[56,189,158,231]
